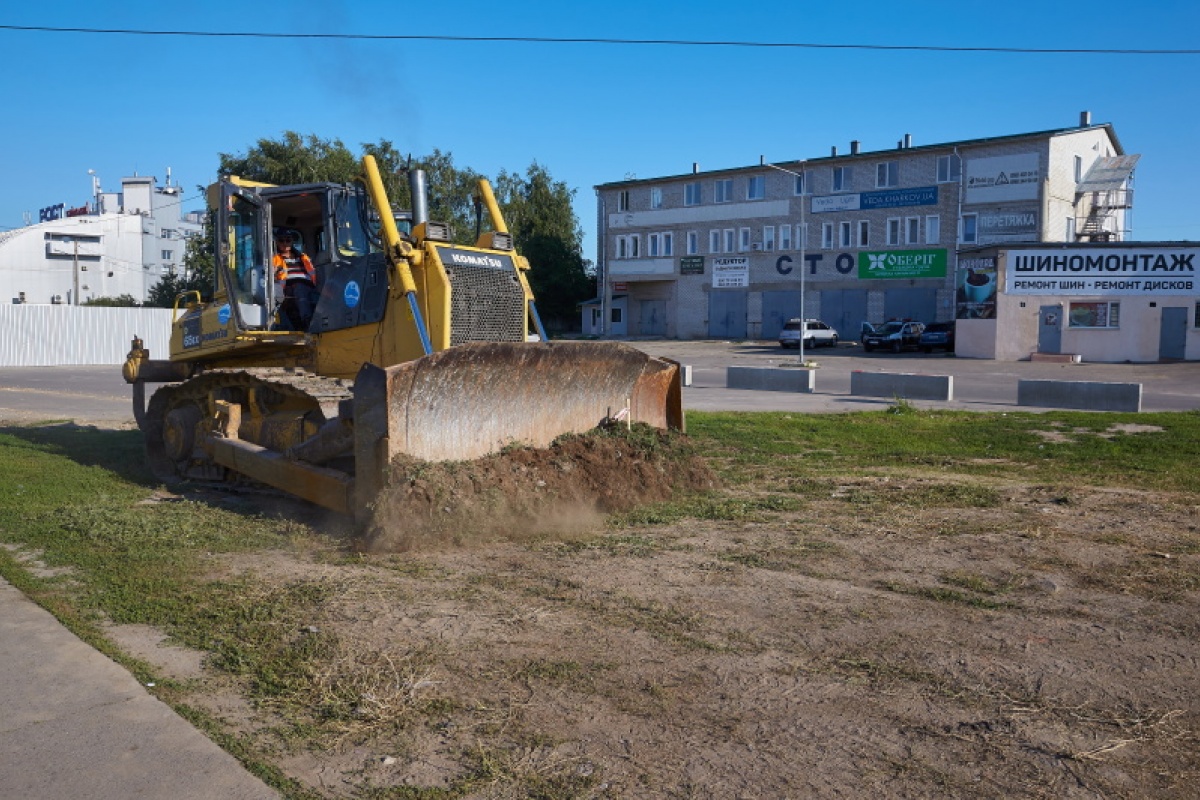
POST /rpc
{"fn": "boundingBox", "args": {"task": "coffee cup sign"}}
[963,268,995,303]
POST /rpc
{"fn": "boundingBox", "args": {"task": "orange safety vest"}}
[273,251,315,284]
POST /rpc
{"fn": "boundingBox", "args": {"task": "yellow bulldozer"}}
[123,156,683,521]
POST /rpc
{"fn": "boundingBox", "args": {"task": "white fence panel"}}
[0,306,173,366]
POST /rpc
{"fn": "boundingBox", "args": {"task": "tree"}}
[82,294,140,307]
[219,131,360,186]
[494,163,593,331]
[147,218,215,307]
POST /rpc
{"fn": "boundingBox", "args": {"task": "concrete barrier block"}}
[726,366,816,393]
[1017,379,1142,412]
[850,371,954,401]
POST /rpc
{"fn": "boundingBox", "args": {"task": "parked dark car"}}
[920,321,956,353]
[862,320,924,353]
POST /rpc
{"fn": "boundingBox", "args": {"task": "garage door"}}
[820,289,869,340]
[761,291,802,339]
[708,291,748,339]
[883,288,937,324]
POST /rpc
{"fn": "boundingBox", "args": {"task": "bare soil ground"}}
[104,430,1199,799]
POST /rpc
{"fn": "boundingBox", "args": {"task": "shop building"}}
[954,242,1199,362]
[0,171,204,305]
[590,112,1136,342]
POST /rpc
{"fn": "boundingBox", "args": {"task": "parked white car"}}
[778,318,839,349]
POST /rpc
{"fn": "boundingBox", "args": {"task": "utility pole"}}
[761,158,808,364]
[73,240,80,305]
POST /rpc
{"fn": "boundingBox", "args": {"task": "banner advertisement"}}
[680,256,705,275]
[857,249,947,279]
[1006,247,1199,296]
[965,154,1040,203]
[956,256,997,319]
[812,186,938,214]
[860,186,939,211]
[978,208,1038,240]
[712,257,749,288]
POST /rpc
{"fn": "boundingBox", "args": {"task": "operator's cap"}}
[273,228,293,240]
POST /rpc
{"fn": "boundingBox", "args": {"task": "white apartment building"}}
[0,172,204,305]
[589,111,1137,343]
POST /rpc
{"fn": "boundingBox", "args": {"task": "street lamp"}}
[761,158,807,364]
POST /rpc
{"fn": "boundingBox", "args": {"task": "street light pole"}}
[762,158,807,364]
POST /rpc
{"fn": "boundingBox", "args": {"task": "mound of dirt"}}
[360,425,716,552]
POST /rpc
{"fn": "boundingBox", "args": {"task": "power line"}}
[0,24,1196,55]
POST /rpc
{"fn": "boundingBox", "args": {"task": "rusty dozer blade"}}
[353,341,684,507]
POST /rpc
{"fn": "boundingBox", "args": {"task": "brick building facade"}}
[588,112,1133,342]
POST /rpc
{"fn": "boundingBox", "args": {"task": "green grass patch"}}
[688,409,1200,493]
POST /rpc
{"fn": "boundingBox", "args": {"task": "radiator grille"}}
[448,264,526,345]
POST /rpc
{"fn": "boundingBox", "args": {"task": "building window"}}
[906,217,920,244]
[747,175,765,200]
[629,234,640,258]
[833,166,852,192]
[611,307,623,324]
[960,213,978,244]
[617,190,630,212]
[648,233,661,257]
[1068,302,1120,329]
[876,161,898,188]
[715,179,733,203]
[687,231,699,255]
[925,215,940,244]
[857,220,870,248]
[763,225,775,251]
[780,225,792,250]
[821,222,834,249]
[162,250,173,260]
[839,221,852,248]
[616,236,628,259]
[1074,155,1084,183]
[794,173,808,195]
[650,187,663,209]
[710,230,721,253]
[886,218,901,246]
[936,155,961,183]
[724,228,735,252]
[739,227,751,251]
[685,182,702,206]
[160,228,175,239]
[662,232,674,256]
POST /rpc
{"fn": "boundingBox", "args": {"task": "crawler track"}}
[143,368,354,482]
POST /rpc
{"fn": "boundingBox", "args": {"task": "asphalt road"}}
[0,343,1198,427]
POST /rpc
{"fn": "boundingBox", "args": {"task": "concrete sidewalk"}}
[0,577,277,800]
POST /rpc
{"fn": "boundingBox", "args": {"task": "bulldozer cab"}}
[212,178,400,336]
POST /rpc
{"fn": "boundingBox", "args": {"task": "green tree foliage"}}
[493,163,593,330]
[204,132,592,330]
[219,131,360,186]
[147,216,215,308]
[82,294,140,307]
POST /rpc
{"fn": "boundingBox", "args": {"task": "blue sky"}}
[2,1,1197,262]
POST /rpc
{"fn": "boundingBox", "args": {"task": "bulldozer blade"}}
[353,341,683,509]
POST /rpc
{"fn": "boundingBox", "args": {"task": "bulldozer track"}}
[143,368,355,482]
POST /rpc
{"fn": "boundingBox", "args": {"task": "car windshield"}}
[877,322,905,334]
[783,321,803,331]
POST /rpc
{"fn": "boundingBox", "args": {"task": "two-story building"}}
[589,111,1135,344]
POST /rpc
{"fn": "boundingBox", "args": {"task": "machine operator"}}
[273,230,317,331]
